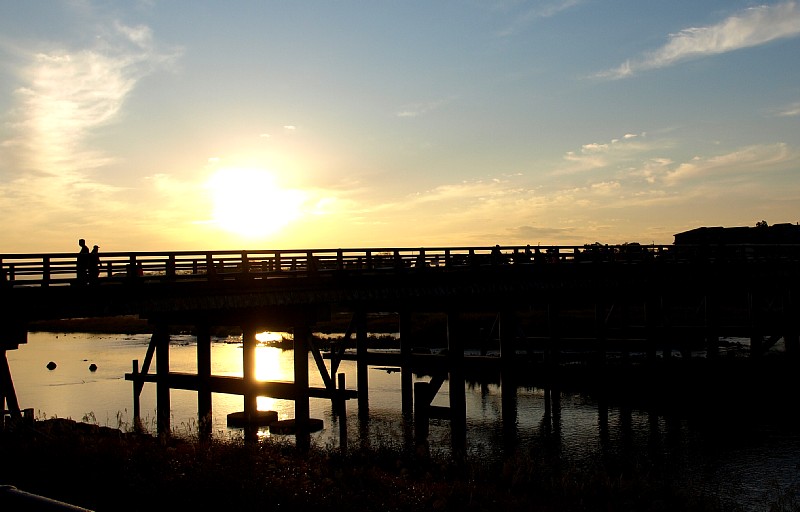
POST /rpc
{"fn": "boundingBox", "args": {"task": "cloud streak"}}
[3,23,179,178]
[596,2,800,79]
[497,0,584,37]
[0,20,181,247]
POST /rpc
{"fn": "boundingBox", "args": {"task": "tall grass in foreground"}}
[3,414,799,512]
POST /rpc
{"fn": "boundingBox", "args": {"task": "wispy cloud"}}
[395,98,451,118]
[498,0,584,37]
[776,101,800,117]
[2,22,179,177]
[0,20,181,243]
[553,132,659,175]
[663,143,797,185]
[595,2,800,79]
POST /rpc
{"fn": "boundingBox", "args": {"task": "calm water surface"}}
[7,331,800,511]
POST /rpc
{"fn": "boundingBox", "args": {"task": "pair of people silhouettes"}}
[77,238,100,285]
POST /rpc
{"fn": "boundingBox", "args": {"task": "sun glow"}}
[207,167,305,238]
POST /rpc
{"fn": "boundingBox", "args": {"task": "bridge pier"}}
[447,312,467,455]
[155,323,170,437]
[293,320,311,452]
[197,322,212,439]
[242,323,259,441]
[356,310,369,422]
[399,310,413,419]
[499,310,518,455]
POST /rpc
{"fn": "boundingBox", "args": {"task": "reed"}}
[4,416,792,512]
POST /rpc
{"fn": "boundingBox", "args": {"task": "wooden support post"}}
[132,330,157,431]
[308,337,333,392]
[356,310,369,421]
[597,395,609,455]
[499,310,516,368]
[242,323,258,441]
[447,311,467,455]
[499,310,517,454]
[131,359,140,427]
[154,323,171,436]
[399,310,413,419]
[543,387,552,435]
[1,350,22,426]
[196,322,212,439]
[645,295,660,362]
[414,381,430,446]
[547,299,561,366]
[294,321,311,452]
[594,299,607,364]
[337,373,347,454]
[552,382,561,442]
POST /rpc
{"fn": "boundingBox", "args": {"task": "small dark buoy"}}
[46,361,57,370]
[89,363,98,372]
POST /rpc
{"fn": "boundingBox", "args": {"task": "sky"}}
[1,0,799,253]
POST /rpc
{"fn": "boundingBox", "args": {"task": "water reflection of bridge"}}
[1,244,799,452]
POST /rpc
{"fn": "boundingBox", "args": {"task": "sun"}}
[207,167,305,238]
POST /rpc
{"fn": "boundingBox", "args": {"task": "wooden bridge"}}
[2,243,799,452]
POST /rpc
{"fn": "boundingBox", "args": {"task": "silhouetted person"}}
[513,245,533,264]
[491,244,505,266]
[88,245,100,284]
[77,238,90,285]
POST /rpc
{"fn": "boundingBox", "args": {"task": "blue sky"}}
[1,0,798,252]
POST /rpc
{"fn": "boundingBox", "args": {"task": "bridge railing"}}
[3,243,799,288]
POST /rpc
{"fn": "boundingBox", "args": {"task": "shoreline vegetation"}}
[0,417,765,512]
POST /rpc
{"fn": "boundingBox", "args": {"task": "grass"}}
[2,416,779,512]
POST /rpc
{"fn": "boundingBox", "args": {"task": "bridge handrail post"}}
[415,248,426,269]
[241,251,249,277]
[366,250,373,270]
[166,255,176,278]
[275,251,282,272]
[469,248,478,268]
[306,251,318,276]
[393,249,403,270]
[205,253,215,279]
[337,250,344,271]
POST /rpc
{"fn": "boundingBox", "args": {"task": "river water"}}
[6,331,800,511]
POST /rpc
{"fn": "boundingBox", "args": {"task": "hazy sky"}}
[1,1,799,253]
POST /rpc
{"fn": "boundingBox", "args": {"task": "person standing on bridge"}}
[77,238,90,285]
[88,245,100,284]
